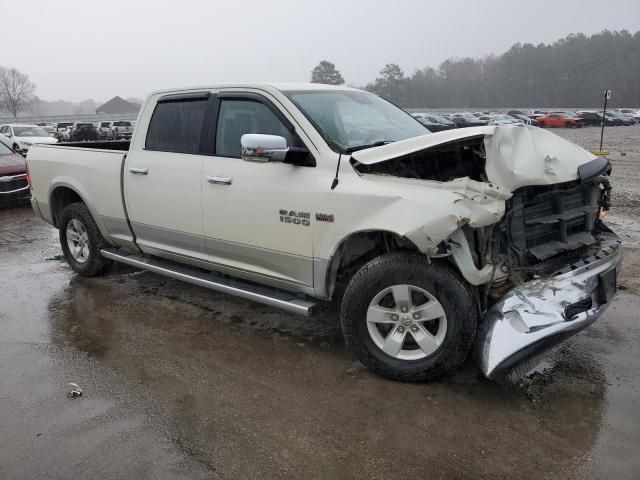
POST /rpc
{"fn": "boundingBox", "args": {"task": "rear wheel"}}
[59,202,111,276]
[340,253,477,382]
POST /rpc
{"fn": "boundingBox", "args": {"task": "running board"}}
[100,248,319,317]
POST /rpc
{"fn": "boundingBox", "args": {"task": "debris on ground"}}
[67,383,83,398]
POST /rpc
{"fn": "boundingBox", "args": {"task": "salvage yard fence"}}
[0,112,139,125]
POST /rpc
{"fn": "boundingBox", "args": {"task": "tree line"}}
[2,29,638,117]
[311,30,640,108]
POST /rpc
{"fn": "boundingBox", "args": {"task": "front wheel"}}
[59,202,111,276]
[340,253,477,382]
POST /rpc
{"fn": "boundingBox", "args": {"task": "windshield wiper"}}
[345,140,393,153]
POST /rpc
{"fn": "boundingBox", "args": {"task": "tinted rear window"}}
[145,99,207,154]
[113,121,132,127]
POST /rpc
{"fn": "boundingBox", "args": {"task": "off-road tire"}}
[59,202,111,277]
[340,253,477,382]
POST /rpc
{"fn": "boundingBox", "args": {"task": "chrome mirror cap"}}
[241,134,288,162]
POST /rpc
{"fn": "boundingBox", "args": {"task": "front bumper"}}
[474,234,622,382]
[0,174,30,202]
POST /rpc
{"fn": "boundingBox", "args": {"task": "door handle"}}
[128,167,149,175]
[207,175,232,185]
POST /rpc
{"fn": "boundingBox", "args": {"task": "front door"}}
[201,93,316,288]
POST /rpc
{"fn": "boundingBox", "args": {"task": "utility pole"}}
[597,89,611,154]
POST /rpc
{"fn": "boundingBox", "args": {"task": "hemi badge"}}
[316,213,334,222]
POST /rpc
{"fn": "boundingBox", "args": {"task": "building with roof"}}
[95,96,140,115]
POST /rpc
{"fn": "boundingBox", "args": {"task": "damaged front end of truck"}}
[351,125,621,382]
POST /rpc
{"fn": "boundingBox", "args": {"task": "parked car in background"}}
[53,122,74,140]
[576,111,606,126]
[69,122,99,141]
[616,108,640,120]
[429,114,456,131]
[110,120,134,140]
[536,113,584,128]
[601,112,624,126]
[449,112,487,127]
[477,114,519,126]
[42,125,57,137]
[607,110,636,126]
[527,110,547,118]
[508,113,539,126]
[61,127,73,141]
[0,124,58,154]
[97,121,113,140]
[0,136,30,204]
[411,113,456,132]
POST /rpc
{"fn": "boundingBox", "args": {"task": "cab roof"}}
[147,82,360,97]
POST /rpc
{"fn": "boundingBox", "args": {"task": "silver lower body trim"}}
[30,198,44,220]
[474,235,622,382]
[100,248,319,317]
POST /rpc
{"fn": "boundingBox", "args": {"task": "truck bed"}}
[56,140,131,151]
[27,142,132,246]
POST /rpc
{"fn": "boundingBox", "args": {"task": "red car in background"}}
[0,136,30,205]
[536,112,585,128]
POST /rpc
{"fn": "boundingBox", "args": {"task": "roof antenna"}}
[331,153,342,190]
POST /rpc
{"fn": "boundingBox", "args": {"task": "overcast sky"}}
[1,0,639,102]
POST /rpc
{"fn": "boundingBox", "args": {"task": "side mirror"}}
[241,134,288,162]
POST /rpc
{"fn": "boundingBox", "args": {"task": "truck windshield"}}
[285,90,428,152]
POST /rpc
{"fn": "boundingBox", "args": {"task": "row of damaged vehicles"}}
[0,121,136,156]
[411,108,639,130]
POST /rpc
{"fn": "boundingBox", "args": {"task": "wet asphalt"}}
[1,205,639,479]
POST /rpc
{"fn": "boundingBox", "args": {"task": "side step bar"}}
[100,248,319,317]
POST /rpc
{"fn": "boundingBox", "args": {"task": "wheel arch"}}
[316,229,422,300]
[48,180,113,245]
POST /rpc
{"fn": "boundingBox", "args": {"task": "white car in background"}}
[0,124,58,154]
[476,114,520,126]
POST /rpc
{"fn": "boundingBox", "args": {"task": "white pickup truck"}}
[27,83,621,382]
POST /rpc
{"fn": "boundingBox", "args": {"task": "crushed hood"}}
[351,125,598,191]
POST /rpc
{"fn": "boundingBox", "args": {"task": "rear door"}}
[124,92,211,261]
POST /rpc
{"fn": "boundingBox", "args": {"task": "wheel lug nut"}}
[412,313,420,320]
[398,326,405,333]
[401,306,408,313]
[391,314,399,321]
[411,325,419,333]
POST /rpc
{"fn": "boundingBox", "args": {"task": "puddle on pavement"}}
[43,268,608,479]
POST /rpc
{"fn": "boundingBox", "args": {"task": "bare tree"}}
[0,67,37,118]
